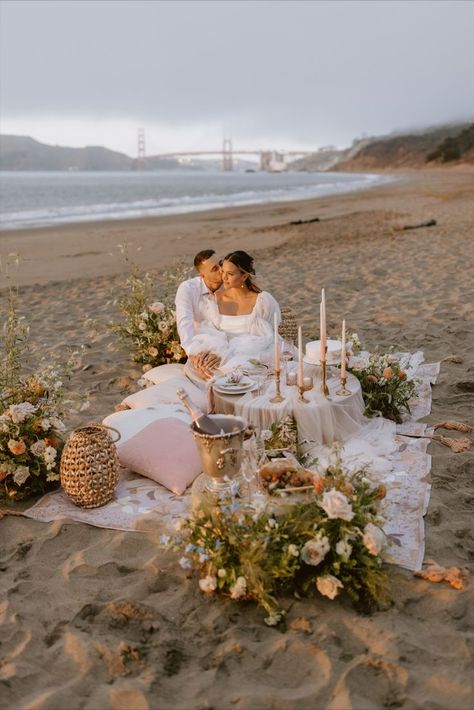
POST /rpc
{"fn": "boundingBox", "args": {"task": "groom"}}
[175,249,223,379]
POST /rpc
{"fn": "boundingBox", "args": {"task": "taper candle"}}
[297,326,304,387]
[273,312,280,371]
[341,319,346,379]
[321,288,327,358]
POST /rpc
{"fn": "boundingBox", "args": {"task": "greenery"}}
[426,123,474,163]
[110,247,190,371]
[166,454,390,625]
[348,351,417,423]
[1,282,86,502]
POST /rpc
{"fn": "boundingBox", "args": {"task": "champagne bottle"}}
[176,388,221,435]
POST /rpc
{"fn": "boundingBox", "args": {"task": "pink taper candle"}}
[273,312,280,371]
[341,319,346,379]
[297,325,304,387]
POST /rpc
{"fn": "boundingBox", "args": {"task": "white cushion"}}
[122,375,208,413]
[103,404,191,445]
[142,363,185,386]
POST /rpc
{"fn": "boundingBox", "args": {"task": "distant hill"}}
[426,123,474,164]
[333,123,473,171]
[0,135,136,171]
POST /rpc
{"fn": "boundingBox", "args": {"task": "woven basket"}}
[60,424,121,508]
[279,306,298,344]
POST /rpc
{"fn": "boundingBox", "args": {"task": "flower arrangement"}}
[110,249,190,371]
[1,287,86,502]
[262,415,298,454]
[166,454,390,625]
[348,351,417,423]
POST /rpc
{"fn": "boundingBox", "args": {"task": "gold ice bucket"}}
[191,414,246,493]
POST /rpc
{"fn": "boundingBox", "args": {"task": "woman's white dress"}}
[187,291,281,372]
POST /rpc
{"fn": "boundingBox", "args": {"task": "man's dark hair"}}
[194,249,215,270]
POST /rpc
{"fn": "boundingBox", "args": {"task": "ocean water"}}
[0,170,390,230]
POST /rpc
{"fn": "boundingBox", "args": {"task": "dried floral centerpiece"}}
[165,453,390,625]
[110,247,190,372]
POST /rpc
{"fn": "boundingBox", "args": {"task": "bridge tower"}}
[222,138,233,171]
[137,128,146,170]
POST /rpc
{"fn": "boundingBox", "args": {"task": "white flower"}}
[40,418,51,431]
[138,322,147,331]
[148,301,165,314]
[218,568,226,578]
[264,610,284,626]
[179,556,193,569]
[148,346,159,357]
[46,471,60,482]
[30,440,47,456]
[348,352,370,371]
[288,544,300,557]
[229,576,247,599]
[335,538,352,559]
[0,415,10,433]
[44,446,57,464]
[199,575,217,593]
[316,574,344,600]
[301,537,330,566]
[362,523,386,556]
[320,489,354,521]
[261,429,273,441]
[50,416,66,432]
[13,466,30,486]
[159,534,170,545]
[7,402,37,423]
[267,517,277,529]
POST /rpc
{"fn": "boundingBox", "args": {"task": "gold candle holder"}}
[336,374,351,396]
[298,383,309,403]
[320,354,330,397]
[270,369,284,403]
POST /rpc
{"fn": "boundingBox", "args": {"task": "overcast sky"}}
[1,0,473,156]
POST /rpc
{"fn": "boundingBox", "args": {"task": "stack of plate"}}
[213,374,256,395]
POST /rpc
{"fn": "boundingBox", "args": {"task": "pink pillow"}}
[117,418,201,495]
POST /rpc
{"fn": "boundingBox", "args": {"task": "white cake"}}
[304,339,342,365]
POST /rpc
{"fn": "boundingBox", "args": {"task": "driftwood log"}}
[290,217,320,225]
[394,219,437,231]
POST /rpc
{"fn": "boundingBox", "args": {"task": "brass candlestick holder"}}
[336,374,351,396]
[320,353,330,397]
[298,383,309,403]
[270,369,284,403]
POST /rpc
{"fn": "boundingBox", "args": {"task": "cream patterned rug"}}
[24,354,440,572]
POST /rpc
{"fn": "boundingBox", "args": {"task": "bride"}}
[186,251,281,379]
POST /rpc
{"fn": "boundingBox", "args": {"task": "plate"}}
[213,377,257,395]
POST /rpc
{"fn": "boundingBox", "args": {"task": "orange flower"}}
[367,375,378,384]
[374,484,387,500]
[312,475,325,495]
[383,367,394,379]
[342,482,354,497]
[44,436,60,448]
[0,470,9,482]
[398,370,406,379]
[8,439,26,456]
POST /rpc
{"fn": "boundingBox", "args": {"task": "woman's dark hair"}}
[223,250,261,293]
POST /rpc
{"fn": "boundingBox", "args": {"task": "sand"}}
[1,168,473,709]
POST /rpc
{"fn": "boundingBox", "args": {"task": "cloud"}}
[1,0,473,153]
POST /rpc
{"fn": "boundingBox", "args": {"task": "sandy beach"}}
[1,167,473,709]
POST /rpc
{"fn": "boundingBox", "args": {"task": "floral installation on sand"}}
[110,246,190,371]
[165,453,390,625]
[345,334,417,423]
[0,285,87,502]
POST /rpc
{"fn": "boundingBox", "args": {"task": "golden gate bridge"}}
[136,130,315,172]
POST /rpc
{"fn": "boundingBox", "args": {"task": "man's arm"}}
[175,280,196,355]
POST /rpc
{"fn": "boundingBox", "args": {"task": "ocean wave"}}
[0,173,391,230]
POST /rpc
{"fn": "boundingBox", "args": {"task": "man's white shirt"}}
[175,276,219,354]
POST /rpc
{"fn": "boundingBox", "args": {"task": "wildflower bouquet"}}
[348,351,417,423]
[1,290,85,502]
[262,415,298,454]
[167,455,390,625]
[110,251,189,371]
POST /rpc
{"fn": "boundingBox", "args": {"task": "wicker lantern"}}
[60,424,121,508]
